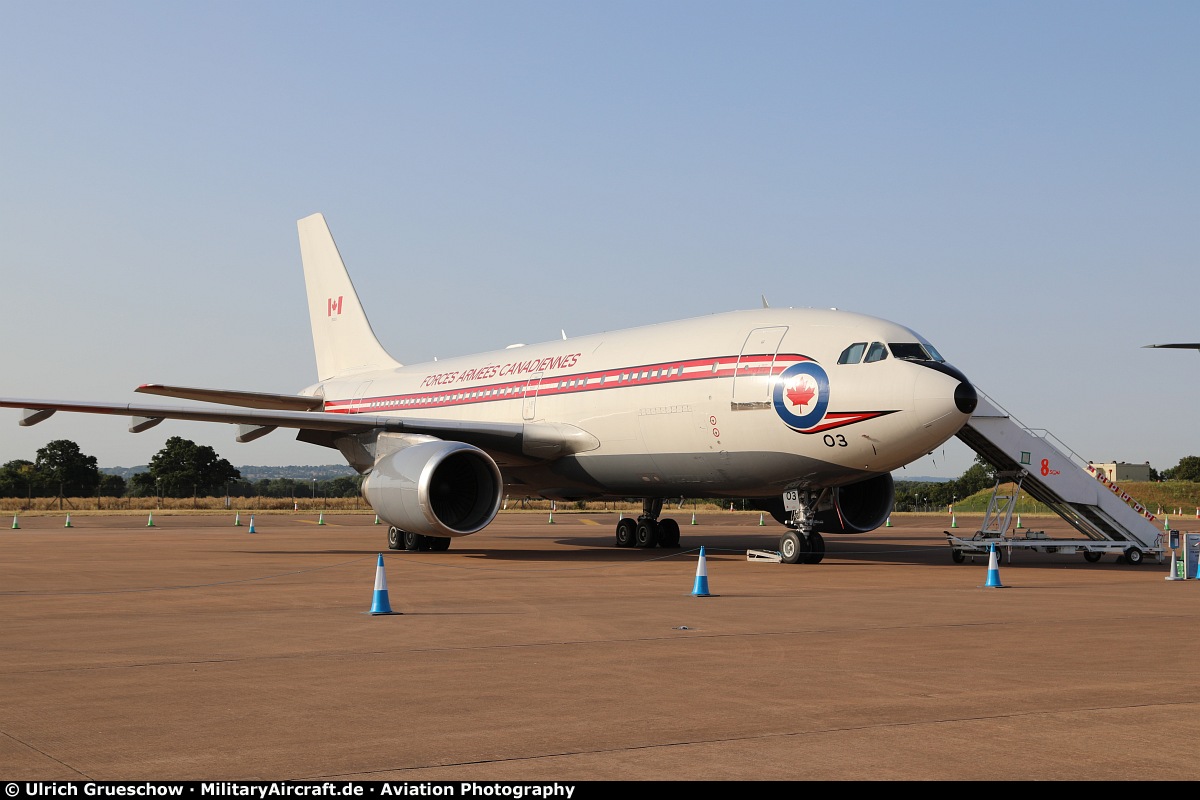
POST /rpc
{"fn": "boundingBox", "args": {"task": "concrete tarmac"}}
[2,511,1199,781]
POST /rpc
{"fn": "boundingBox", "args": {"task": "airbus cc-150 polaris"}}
[0,213,978,564]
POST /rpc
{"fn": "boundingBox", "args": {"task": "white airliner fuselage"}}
[1,213,977,564]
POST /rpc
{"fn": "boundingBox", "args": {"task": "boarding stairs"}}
[955,390,1165,552]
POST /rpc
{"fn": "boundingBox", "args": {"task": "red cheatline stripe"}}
[324,353,813,413]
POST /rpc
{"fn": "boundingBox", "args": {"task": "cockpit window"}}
[838,342,866,364]
[889,342,946,362]
[921,340,945,362]
[889,342,930,361]
[864,341,888,363]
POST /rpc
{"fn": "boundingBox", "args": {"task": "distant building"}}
[1088,462,1152,482]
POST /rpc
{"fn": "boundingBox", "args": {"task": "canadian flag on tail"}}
[327,295,343,317]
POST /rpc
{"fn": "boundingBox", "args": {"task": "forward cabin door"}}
[732,327,787,410]
[521,373,543,421]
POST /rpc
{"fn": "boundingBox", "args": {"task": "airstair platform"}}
[952,390,1167,561]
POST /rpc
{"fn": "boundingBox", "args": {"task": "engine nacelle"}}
[361,441,503,538]
[815,473,895,533]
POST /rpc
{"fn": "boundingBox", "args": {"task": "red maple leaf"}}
[786,378,816,408]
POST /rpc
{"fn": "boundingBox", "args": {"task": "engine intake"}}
[815,473,895,533]
[361,441,503,538]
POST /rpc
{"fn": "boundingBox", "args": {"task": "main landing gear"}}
[387,525,451,552]
[614,498,681,549]
[778,490,826,565]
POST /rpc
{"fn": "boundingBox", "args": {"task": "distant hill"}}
[101,464,357,481]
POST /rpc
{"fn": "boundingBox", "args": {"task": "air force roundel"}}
[773,361,830,431]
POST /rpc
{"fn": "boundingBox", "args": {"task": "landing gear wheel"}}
[429,536,451,552]
[951,549,965,564]
[615,518,637,548]
[804,531,825,564]
[387,526,402,551]
[635,519,660,548]
[403,530,423,552]
[658,518,681,548]
[780,530,808,564]
[1124,547,1144,565]
[1083,551,1103,563]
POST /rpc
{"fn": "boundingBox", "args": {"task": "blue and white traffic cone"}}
[369,553,398,615]
[983,543,1005,588]
[692,547,712,597]
[247,515,256,534]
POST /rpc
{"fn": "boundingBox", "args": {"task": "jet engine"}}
[815,472,895,533]
[361,440,504,538]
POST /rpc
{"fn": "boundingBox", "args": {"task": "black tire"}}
[635,519,660,548]
[951,549,965,564]
[1083,551,1103,563]
[403,530,422,552]
[804,531,825,564]
[429,536,451,552]
[658,518,681,548]
[387,526,402,551]
[615,518,637,548]
[1124,547,1144,565]
[780,530,807,564]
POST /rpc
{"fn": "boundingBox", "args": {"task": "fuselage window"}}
[864,342,888,363]
[838,342,867,364]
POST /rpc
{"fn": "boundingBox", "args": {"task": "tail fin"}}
[298,213,403,381]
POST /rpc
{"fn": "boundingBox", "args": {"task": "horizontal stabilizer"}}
[137,384,324,411]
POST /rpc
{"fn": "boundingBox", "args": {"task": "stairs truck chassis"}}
[945,530,1166,566]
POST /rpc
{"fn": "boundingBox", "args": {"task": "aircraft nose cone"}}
[955,381,978,415]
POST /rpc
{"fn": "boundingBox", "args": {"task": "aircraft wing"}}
[135,383,324,411]
[1143,343,1200,350]
[0,397,597,464]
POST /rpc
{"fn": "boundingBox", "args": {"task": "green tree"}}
[35,439,99,496]
[952,459,995,499]
[0,459,43,498]
[99,473,127,497]
[147,437,241,497]
[1164,456,1200,482]
[327,475,362,498]
[129,471,157,497]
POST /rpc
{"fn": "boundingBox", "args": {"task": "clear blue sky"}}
[1,2,1196,480]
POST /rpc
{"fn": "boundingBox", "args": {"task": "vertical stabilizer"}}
[298,213,403,381]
